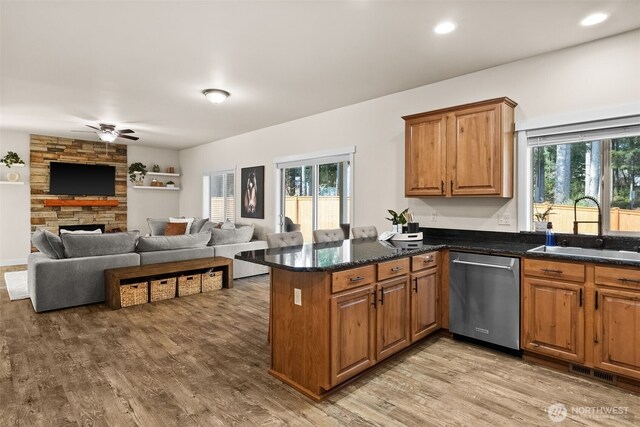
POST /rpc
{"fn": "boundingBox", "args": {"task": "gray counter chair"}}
[266,231,304,248]
[352,225,378,239]
[313,228,345,243]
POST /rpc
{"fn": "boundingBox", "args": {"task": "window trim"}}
[518,115,640,236]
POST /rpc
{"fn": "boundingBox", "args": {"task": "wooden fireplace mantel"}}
[44,199,119,207]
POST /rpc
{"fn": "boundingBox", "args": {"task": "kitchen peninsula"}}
[237,238,443,400]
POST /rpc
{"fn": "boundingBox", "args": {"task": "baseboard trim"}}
[0,258,27,267]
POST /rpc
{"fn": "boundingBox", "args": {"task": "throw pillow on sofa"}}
[147,217,209,235]
[164,222,187,235]
[61,231,140,258]
[169,217,194,234]
[202,223,254,246]
[32,229,65,259]
[136,231,211,252]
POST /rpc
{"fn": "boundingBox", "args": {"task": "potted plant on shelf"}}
[128,162,147,186]
[533,203,554,232]
[386,208,409,233]
[166,180,175,188]
[1,151,25,168]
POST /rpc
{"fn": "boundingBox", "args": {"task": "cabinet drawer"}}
[332,265,376,293]
[378,258,410,281]
[524,258,585,283]
[411,252,438,272]
[595,265,640,290]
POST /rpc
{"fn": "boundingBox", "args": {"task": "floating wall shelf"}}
[146,172,181,177]
[44,199,120,207]
[133,186,180,191]
[0,181,24,185]
[0,164,26,168]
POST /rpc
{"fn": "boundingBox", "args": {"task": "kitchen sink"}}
[528,245,640,262]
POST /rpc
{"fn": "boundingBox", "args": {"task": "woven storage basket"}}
[178,274,201,297]
[120,281,148,307]
[202,270,223,292]
[150,277,177,302]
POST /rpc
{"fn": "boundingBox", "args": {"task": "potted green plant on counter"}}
[386,208,409,233]
[533,203,554,232]
[128,162,147,185]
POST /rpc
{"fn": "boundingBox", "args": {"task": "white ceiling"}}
[1,1,639,150]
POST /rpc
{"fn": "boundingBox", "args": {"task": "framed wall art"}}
[240,165,265,219]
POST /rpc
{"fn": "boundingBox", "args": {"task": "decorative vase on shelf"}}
[135,175,144,186]
[392,224,403,234]
[6,171,20,182]
[152,164,160,172]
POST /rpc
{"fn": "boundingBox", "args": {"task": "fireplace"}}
[59,224,105,235]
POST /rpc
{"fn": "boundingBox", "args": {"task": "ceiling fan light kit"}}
[203,89,230,104]
[98,131,118,143]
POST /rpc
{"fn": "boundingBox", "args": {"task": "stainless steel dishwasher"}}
[449,252,520,350]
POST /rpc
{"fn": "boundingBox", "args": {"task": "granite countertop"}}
[236,228,640,272]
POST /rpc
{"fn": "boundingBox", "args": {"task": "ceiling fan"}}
[72,123,139,142]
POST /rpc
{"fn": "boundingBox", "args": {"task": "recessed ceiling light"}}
[203,89,230,104]
[581,12,608,26]
[434,22,456,34]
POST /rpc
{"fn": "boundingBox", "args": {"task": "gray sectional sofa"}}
[27,219,267,312]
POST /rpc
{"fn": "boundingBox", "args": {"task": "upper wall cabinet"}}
[403,97,517,198]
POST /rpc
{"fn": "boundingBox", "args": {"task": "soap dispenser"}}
[545,222,556,247]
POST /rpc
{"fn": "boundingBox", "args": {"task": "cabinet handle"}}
[440,180,444,194]
[450,180,453,193]
[371,291,377,309]
[595,291,599,310]
[423,257,433,263]
[349,276,365,282]
[391,266,404,272]
[617,277,640,284]
[541,268,563,274]
[579,288,583,307]
[413,278,418,293]
[379,287,384,305]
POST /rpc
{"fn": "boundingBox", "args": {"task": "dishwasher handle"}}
[452,258,515,271]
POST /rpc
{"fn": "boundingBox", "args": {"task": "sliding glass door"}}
[279,157,352,242]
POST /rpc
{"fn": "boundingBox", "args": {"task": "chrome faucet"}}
[573,195,602,237]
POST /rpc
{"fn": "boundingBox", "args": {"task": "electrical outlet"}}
[294,288,301,306]
[430,212,437,222]
[498,213,511,225]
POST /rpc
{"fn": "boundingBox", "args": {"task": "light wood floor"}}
[1,267,638,426]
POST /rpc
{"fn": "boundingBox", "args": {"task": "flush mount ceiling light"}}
[434,21,456,34]
[98,130,118,143]
[203,89,231,104]
[581,12,608,26]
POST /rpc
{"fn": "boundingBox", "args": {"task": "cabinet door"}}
[376,277,411,361]
[447,103,502,196]
[522,277,585,363]
[405,114,446,196]
[410,268,440,342]
[330,285,376,387]
[594,287,640,380]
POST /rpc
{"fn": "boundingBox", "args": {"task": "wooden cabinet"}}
[522,276,585,363]
[403,97,516,198]
[330,285,376,387]
[409,251,440,342]
[410,267,440,342]
[593,266,640,380]
[376,276,411,361]
[523,259,640,384]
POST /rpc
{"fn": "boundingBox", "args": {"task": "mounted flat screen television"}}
[49,162,116,196]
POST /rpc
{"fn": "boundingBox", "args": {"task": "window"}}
[203,171,235,223]
[276,147,354,242]
[527,116,640,235]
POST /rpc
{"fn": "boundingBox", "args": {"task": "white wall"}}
[127,145,181,234]
[179,31,640,237]
[0,131,31,265]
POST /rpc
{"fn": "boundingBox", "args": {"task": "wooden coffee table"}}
[105,256,233,309]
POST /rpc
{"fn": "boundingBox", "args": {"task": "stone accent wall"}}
[30,135,128,236]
